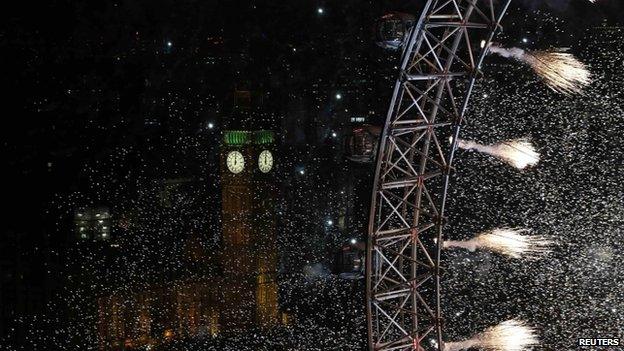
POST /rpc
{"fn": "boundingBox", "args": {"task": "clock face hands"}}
[227,150,272,174]
[258,150,273,173]
[226,151,245,173]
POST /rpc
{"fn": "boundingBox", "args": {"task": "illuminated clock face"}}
[258,150,273,173]
[226,151,245,174]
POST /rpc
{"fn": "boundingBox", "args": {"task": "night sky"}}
[1,0,623,350]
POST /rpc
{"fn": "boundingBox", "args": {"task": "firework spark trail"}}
[457,138,540,169]
[489,45,591,95]
[444,228,552,259]
[443,339,479,351]
[443,320,539,351]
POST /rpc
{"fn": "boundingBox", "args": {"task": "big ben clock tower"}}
[220,128,279,329]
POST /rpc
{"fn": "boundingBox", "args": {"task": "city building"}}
[74,206,112,241]
[95,94,285,350]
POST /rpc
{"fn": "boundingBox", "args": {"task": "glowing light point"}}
[208,123,214,129]
[335,93,342,100]
[522,37,529,43]
[350,238,357,245]
[331,132,337,137]
[327,219,333,226]
[167,41,173,47]
[317,7,324,14]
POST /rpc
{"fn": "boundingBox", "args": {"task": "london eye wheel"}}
[366,1,513,350]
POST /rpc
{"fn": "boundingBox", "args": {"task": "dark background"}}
[1,0,623,350]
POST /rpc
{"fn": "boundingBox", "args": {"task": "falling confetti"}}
[1,2,623,351]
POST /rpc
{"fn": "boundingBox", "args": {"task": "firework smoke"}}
[457,138,539,169]
[489,45,591,95]
[443,319,539,351]
[443,339,479,351]
[443,228,552,259]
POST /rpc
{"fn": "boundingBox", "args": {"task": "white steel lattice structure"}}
[366,1,512,350]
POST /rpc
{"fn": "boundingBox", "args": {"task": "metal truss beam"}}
[366,1,512,350]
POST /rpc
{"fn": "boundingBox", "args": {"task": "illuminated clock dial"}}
[226,151,245,174]
[258,150,273,173]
